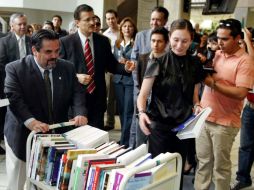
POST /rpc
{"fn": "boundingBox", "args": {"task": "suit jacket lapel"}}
[92,33,98,66]
[10,33,20,59]
[29,56,48,117]
[52,65,63,113]
[74,33,87,73]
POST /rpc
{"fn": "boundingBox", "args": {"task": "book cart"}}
[26,123,182,190]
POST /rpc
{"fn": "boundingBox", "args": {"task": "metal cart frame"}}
[26,123,182,190]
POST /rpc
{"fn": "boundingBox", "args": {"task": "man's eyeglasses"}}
[83,16,97,23]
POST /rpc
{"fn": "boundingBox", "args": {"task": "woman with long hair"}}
[113,17,137,147]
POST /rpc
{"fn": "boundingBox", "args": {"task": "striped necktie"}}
[84,39,95,94]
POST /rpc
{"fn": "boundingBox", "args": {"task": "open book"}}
[172,107,212,140]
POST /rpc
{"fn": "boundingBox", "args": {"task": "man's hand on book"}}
[27,119,49,133]
[69,115,88,126]
[138,113,151,135]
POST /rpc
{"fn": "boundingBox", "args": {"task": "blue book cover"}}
[171,115,195,132]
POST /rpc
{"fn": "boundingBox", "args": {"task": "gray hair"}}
[9,13,26,26]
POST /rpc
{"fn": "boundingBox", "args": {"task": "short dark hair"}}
[31,29,59,51]
[151,27,169,43]
[152,6,169,21]
[217,18,243,38]
[94,15,101,23]
[43,20,54,30]
[208,32,217,42]
[52,15,63,22]
[74,4,93,20]
[105,9,118,18]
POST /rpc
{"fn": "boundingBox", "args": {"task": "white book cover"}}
[68,159,77,190]
[96,141,116,152]
[0,98,9,107]
[116,144,148,165]
[30,138,43,180]
[110,147,132,158]
[98,143,119,155]
[126,153,152,168]
[175,107,212,140]
[64,125,109,149]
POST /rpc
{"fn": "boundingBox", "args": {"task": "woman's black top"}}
[144,50,206,129]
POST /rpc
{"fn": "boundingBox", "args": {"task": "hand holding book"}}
[172,107,212,140]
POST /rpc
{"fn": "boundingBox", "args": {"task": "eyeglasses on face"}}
[83,16,97,23]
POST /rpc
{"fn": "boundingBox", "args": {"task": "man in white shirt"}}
[103,9,120,130]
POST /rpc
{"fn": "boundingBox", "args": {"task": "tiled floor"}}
[0,119,254,190]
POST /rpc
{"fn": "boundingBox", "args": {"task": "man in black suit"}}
[0,13,32,155]
[4,29,88,190]
[0,32,6,38]
[0,31,6,154]
[60,4,134,130]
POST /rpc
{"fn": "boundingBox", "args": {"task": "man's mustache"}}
[48,58,57,62]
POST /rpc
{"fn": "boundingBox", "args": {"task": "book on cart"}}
[84,157,117,190]
[107,156,154,190]
[90,163,125,190]
[57,149,97,190]
[73,154,112,190]
[63,125,109,149]
[26,123,182,190]
[116,144,148,165]
[150,153,177,183]
[172,107,212,140]
[45,145,76,186]
[28,134,66,179]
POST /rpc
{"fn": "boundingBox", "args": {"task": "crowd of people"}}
[0,3,254,190]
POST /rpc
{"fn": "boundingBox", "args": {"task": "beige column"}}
[164,0,190,26]
[136,0,159,31]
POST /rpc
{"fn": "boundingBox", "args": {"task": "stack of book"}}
[28,125,179,190]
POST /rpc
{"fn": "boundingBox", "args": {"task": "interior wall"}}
[0,8,73,32]
[190,8,233,31]
[247,10,254,27]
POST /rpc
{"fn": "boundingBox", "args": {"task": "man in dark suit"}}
[0,32,6,38]
[60,4,134,130]
[4,29,88,190]
[0,31,6,154]
[0,13,32,155]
